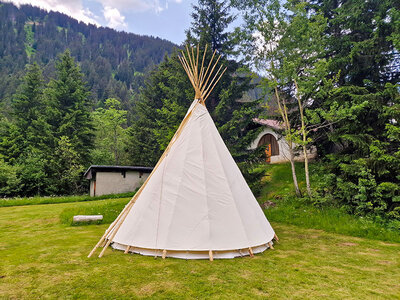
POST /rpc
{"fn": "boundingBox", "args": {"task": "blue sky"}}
[6,0,197,44]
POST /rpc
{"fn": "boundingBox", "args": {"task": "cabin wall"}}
[91,171,150,196]
[251,128,317,164]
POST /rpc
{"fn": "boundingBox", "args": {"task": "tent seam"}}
[208,115,251,247]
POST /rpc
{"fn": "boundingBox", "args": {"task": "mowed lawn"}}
[0,199,399,299]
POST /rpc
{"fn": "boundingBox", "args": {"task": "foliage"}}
[187,0,235,54]
[258,162,400,241]
[16,150,48,196]
[46,50,94,165]
[234,0,400,220]
[0,52,94,197]
[126,51,193,166]
[49,136,86,195]
[92,98,128,165]
[0,158,20,196]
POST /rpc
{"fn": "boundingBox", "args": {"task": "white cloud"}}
[5,0,100,25]
[97,0,152,12]
[103,5,127,29]
[5,0,185,32]
[98,0,182,14]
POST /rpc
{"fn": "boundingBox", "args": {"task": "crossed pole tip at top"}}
[178,44,227,104]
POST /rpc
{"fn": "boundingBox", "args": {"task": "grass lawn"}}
[1,198,399,299]
[0,192,135,208]
[257,163,400,243]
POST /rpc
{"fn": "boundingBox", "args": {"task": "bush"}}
[0,159,21,197]
[312,159,400,221]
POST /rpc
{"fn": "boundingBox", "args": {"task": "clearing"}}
[0,198,399,299]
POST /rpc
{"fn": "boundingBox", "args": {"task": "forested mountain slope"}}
[0,2,177,113]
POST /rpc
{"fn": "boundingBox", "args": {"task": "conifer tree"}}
[187,0,261,164]
[188,0,235,54]
[126,52,193,166]
[10,62,52,159]
[46,50,94,165]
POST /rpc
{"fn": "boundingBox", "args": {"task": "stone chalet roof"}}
[253,118,284,131]
[84,165,153,180]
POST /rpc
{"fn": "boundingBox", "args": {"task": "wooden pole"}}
[200,49,217,89]
[274,233,279,242]
[202,64,224,97]
[200,54,222,95]
[203,67,227,102]
[162,249,167,259]
[209,250,213,261]
[268,242,274,250]
[198,44,208,89]
[124,245,131,254]
[249,247,254,257]
[179,56,196,88]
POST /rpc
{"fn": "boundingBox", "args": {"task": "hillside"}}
[0,2,177,114]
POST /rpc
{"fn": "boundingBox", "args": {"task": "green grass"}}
[266,200,400,243]
[0,200,399,298]
[0,192,135,207]
[60,197,130,226]
[257,163,400,243]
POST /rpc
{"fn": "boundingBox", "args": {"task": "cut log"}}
[73,215,103,223]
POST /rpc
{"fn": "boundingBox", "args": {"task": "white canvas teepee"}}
[88,46,276,260]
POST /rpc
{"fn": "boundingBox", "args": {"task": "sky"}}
[5,0,197,44]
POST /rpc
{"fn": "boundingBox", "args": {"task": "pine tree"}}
[187,0,235,54]
[126,52,193,166]
[10,62,52,158]
[46,50,94,165]
[187,0,261,165]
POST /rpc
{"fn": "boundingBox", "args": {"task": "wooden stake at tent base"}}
[274,233,279,242]
[209,250,213,261]
[162,249,167,260]
[124,245,131,254]
[249,247,254,257]
[268,242,274,250]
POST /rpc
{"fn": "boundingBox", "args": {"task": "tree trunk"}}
[113,127,118,165]
[303,143,311,197]
[273,85,301,197]
[288,143,301,197]
[294,79,312,198]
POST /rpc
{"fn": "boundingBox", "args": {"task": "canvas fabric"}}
[109,99,275,257]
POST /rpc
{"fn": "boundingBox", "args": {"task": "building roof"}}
[253,118,284,131]
[84,165,153,179]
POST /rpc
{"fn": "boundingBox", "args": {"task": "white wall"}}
[90,171,150,196]
[250,128,317,164]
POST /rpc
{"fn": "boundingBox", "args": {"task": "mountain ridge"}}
[0,1,178,114]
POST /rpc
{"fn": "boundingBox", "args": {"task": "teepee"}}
[88,46,277,260]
